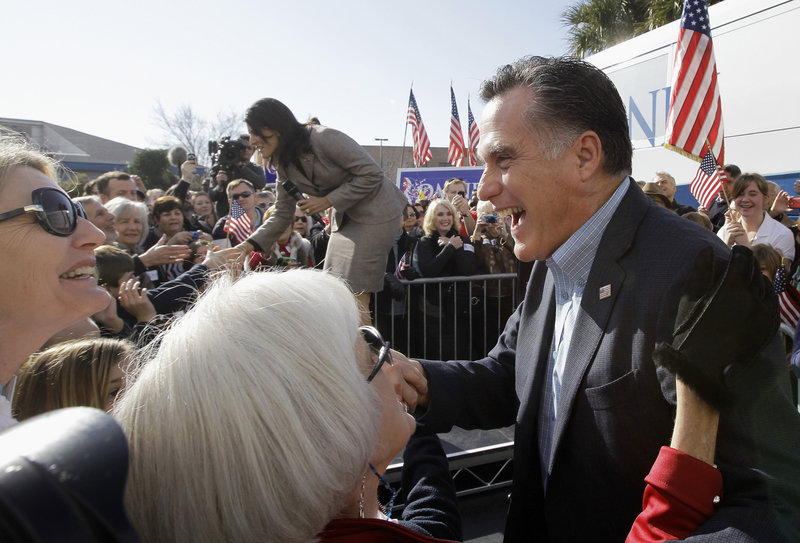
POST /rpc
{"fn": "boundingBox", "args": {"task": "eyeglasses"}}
[0,187,85,236]
[231,191,253,200]
[407,211,416,217]
[359,326,392,383]
[294,216,307,223]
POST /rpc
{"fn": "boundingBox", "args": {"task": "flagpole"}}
[466,93,472,166]
[706,137,732,209]
[400,83,412,169]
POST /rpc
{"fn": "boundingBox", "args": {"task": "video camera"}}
[208,136,246,177]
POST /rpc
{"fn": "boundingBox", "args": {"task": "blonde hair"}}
[114,269,381,543]
[0,131,59,190]
[12,338,133,420]
[423,198,459,235]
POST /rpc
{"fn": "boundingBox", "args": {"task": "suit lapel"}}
[517,264,556,413]
[546,180,649,473]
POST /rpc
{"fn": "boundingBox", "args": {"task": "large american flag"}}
[690,150,727,209]
[665,0,724,164]
[467,99,480,166]
[223,199,253,245]
[407,89,432,167]
[448,86,465,167]
[774,266,800,330]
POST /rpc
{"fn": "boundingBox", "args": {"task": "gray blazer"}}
[418,180,800,542]
[248,125,407,251]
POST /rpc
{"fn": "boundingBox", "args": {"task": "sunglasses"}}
[294,216,307,223]
[359,326,392,383]
[407,211,416,217]
[0,187,85,236]
[231,191,253,201]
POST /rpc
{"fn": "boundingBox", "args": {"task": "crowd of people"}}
[1,55,799,543]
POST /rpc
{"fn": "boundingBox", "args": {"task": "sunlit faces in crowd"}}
[12,338,134,420]
[732,181,766,220]
[103,176,138,203]
[653,172,677,202]
[152,197,186,238]
[294,207,309,236]
[403,204,417,231]
[106,198,149,250]
[256,191,275,211]
[78,196,117,243]
[192,193,214,219]
[0,166,108,336]
[444,179,468,201]
[228,182,256,212]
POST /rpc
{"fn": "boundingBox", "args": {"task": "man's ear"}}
[573,131,603,180]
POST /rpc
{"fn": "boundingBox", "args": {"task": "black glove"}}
[653,245,780,409]
[384,273,406,301]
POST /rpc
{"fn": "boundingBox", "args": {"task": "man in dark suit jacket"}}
[395,56,800,542]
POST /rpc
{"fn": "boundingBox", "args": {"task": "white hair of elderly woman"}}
[113,269,381,543]
[104,197,150,247]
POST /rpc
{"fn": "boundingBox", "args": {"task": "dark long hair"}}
[245,98,311,169]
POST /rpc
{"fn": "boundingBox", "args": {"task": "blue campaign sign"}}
[396,166,484,203]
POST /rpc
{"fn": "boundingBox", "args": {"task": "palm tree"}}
[563,0,724,58]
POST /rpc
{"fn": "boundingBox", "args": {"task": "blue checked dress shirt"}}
[538,178,629,488]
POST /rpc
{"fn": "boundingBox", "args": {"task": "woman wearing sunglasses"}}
[114,269,461,542]
[239,98,409,323]
[0,136,109,429]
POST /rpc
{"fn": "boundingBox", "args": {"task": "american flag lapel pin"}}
[599,284,611,300]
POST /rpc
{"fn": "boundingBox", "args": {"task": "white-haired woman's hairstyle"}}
[113,269,381,543]
[105,197,149,246]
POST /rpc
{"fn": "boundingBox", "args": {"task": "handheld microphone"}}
[281,180,325,225]
[167,145,189,167]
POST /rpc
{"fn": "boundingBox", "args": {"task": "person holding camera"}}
[207,135,267,219]
[238,98,408,322]
[443,178,476,237]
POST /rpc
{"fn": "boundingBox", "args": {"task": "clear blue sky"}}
[2,0,575,150]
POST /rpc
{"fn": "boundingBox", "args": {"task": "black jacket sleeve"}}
[417,233,478,278]
[397,432,462,542]
[166,179,190,202]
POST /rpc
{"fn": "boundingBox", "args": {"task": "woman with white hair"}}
[106,196,191,282]
[113,269,462,543]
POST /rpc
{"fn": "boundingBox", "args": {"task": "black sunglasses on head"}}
[0,187,84,236]
[359,326,392,383]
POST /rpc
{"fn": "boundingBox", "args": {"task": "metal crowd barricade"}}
[372,273,520,507]
[372,273,520,361]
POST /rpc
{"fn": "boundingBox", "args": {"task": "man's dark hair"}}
[479,56,632,177]
[723,164,741,180]
[94,171,131,196]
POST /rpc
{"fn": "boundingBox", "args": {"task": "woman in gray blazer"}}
[238,98,408,319]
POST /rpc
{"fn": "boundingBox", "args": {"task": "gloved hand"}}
[384,273,406,301]
[653,245,779,409]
